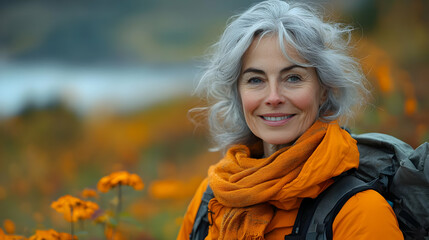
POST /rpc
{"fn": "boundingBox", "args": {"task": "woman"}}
[178,0,403,239]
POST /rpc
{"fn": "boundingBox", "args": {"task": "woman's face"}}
[238,35,325,151]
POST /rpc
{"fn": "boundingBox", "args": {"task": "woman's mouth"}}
[260,114,295,126]
[262,115,293,121]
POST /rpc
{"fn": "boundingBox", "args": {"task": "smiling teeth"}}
[263,116,291,121]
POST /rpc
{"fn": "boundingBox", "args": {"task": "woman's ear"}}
[319,87,328,106]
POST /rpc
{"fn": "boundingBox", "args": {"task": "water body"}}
[0,62,198,118]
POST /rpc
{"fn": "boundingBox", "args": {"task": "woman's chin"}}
[263,138,295,146]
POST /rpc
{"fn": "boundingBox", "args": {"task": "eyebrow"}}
[242,65,306,74]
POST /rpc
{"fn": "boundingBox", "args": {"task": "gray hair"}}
[192,0,368,152]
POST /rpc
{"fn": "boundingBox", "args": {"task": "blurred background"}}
[0,0,428,239]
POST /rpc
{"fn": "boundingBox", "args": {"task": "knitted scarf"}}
[207,120,359,239]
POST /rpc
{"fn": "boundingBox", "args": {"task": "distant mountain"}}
[0,0,262,64]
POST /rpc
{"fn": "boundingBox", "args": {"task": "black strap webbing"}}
[285,175,373,240]
[190,184,214,240]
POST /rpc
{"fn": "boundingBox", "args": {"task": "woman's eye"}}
[287,75,301,83]
[248,77,263,84]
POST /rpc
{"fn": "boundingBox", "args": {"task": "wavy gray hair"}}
[192,0,368,152]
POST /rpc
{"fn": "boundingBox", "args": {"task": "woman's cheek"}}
[291,88,321,116]
[241,92,260,114]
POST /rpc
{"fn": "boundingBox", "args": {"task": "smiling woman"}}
[239,35,325,155]
[178,0,404,239]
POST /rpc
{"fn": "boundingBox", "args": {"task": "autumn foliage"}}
[0,1,428,239]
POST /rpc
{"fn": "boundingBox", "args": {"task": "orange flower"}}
[0,235,27,240]
[375,62,394,94]
[3,219,15,234]
[149,177,203,200]
[72,201,99,221]
[404,97,417,116]
[149,179,187,200]
[104,226,125,240]
[0,228,27,240]
[28,229,77,240]
[80,188,98,199]
[57,233,76,240]
[51,195,82,212]
[51,195,99,222]
[97,171,144,193]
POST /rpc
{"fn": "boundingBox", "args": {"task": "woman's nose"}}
[265,84,285,106]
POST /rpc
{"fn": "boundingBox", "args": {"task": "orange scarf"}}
[207,121,359,239]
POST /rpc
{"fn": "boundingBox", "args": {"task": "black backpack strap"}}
[190,184,214,240]
[314,175,374,240]
[284,197,320,240]
[286,174,373,240]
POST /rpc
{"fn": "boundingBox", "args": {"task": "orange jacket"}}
[178,122,404,239]
[177,178,404,240]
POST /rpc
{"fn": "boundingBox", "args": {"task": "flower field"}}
[0,97,221,239]
[0,0,428,239]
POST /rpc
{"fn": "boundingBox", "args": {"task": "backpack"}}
[189,133,429,240]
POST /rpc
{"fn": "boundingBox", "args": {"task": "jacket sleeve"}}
[177,178,209,240]
[332,189,404,240]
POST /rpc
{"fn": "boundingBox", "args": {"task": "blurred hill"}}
[0,0,265,64]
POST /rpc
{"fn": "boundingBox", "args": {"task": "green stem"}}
[111,183,122,240]
[117,183,122,222]
[79,219,85,235]
[70,207,75,238]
